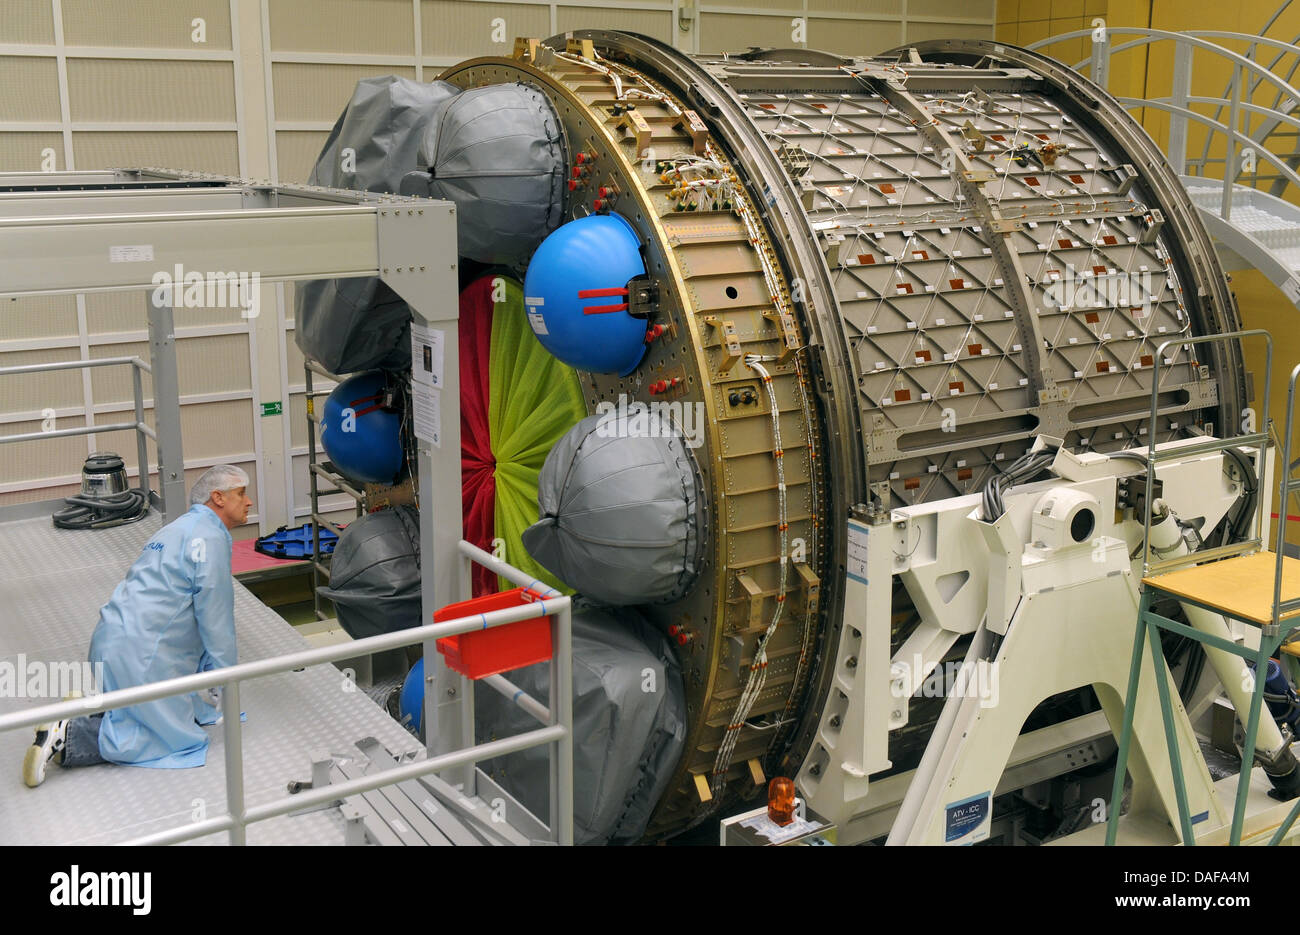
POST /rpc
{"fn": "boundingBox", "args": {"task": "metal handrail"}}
[0,539,575,846]
[1028,27,1300,204]
[1141,330,1273,578]
[0,356,153,507]
[1273,364,1300,632]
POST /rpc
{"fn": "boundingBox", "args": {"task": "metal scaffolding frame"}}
[0,168,492,812]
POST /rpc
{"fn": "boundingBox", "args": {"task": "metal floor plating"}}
[0,512,423,845]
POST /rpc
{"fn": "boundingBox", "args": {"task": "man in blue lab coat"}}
[23,465,252,786]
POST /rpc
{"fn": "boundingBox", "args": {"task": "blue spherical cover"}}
[522,213,648,375]
[399,656,424,737]
[320,371,404,485]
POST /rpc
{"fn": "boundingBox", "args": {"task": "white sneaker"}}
[22,692,80,788]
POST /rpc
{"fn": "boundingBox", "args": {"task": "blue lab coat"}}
[89,503,237,768]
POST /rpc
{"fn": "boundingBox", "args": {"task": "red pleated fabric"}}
[458,276,497,597]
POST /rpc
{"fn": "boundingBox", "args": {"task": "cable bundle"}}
[980,444,1058,522]
[52,489,148,530]
[711,355,790,799]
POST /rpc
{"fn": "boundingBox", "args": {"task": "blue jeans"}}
[61,713,106,768]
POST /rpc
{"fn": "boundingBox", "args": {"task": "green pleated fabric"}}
[488,278,588,594]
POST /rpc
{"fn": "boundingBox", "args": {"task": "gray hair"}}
[190,464,250,506]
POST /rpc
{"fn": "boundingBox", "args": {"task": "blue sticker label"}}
[945,791,990,843]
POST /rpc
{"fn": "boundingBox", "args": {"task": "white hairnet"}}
[190,464,250,506]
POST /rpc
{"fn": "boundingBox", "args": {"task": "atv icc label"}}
[945,791,991,844]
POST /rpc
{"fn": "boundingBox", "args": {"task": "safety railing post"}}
[145,291,185,522]
[1090,22,1111,91]
[131,361,151,502]
[1169,40,1193,175]
[559,599,575,846]
[1224,64,1243,222]
[222,679,246,845]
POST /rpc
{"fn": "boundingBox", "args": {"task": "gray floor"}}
[0,512,423,845]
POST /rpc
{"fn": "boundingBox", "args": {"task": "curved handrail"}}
[1113,97,1300,194]
[1029,28,1300,200]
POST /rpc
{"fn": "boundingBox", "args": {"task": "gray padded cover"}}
[475,601,686,845]
[294,76,460,374]
[402,82,566,265]
[318,505,421,640]
[522,411,704,605]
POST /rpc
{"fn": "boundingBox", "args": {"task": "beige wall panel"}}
[84,290,149,336]
[0,1,55,44]
[904,21,994,42]
[556,7,672,43]
[72,131,239,174]
[808,18,900,55]
[702,0,800,10]
[272,63,416,122]
[269,0,415,56]
[62,0,233,49]
[286,337,317,388]
[0,57,62,122]
[85,290,249,336]
[89,334,249,403]
[0,347,84,414]
[88,341,151,404]
[910,0,995,18]
[0,131,65,170]
[700,14,798,53]
[809,0,903,14]
[0,481,82,507]
[67,59,236,122]
[0,415,87,486]
[1,295,78,342]
[276,130,331,183]
[421,1,551,60]
[91,407,155,476]
[179,399,256,459]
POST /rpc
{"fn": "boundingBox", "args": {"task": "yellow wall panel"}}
[420,1,551,59]
[0,0,55,44]
[272,63,417,122]
[0,347,84,413]
[0,296,78,342]
[72,131,240,173]
[67,59,236,123]
[556,7,672,44]
[269,0,415,56]
[0,57,62,122]
[996,20,1019,43]
[62,0,231,49]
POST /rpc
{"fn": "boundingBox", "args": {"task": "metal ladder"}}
[1106,329,1300,845]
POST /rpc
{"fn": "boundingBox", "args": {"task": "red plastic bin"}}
[434,586,554,679]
